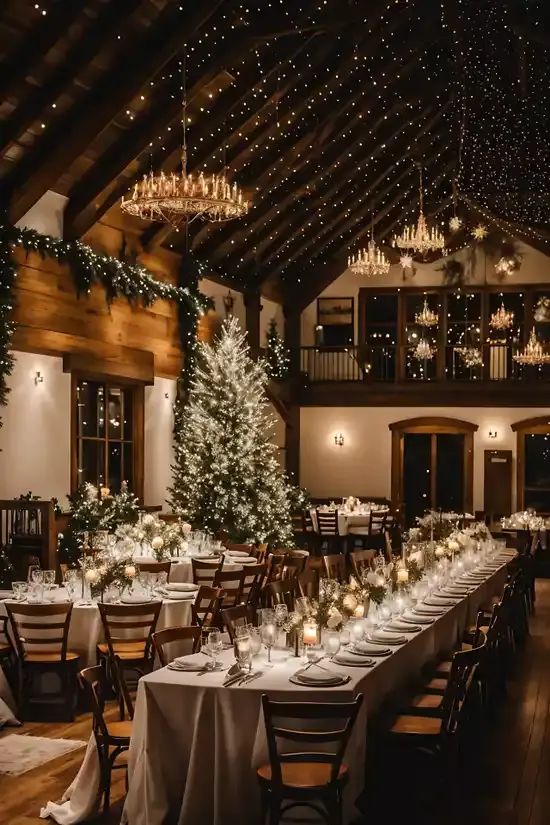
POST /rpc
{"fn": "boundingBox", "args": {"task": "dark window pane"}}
[77,440,105,488]
[525,433,550,490]
[108,442,122,493]
[365,294,397,324]
[436,434,464,511]
[403,434,431,524]
[322,325,353,346]
[122,442,134,489]
[107,387,123,439]
[76,380,105,438]
[122,389,133,441]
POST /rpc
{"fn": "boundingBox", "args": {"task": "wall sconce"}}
[223,290,235,317]
[334,433,345,447]
[164,392,170,399]
[488,429,498,439]
[34,371,44,385]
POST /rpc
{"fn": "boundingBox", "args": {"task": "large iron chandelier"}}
[393,165,445,256]
[489,302,514,331]
[513,329,550,366]
[121,57,248,228]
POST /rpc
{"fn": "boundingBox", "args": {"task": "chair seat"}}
[97,641,147,659]
[0,643,12,656]
[389,714,443,735]
[408,693,444,711]
[257,761,348,789]
[106,719,133,740]
[424,677,448,692]
[24,650,80,663]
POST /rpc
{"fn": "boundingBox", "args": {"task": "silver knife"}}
[237,671,263,686]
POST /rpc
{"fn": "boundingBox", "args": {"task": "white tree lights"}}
[169,318,294,544]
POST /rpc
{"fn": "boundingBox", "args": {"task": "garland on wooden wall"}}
[0,223,212,430]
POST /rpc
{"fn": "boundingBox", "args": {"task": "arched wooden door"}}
[390,417,477,524]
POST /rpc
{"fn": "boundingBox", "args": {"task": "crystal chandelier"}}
[456,347,483,368]
[490,302,514,331]
[513,329,550,366]
[415,299,438,327]
[413,338,435,360]
[393,165,445,256]
[348,239,390,277]
[121,57,248,228]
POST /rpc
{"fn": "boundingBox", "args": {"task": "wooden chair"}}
[257,693,363,825]
[97,602,162,718]
[7,602,80,720]
[350,549,376,579]
[79,664,132,814]
[224,542,254,555]
[221,604,257,642]
[315,509,345,554]
[297,569,319,600]
[252,543,269,563]
[152,626,201,667]
[323,553,347,583]
[213,568,245,608]
[135,560,171,576]
[241,562,267,608]
[192,557,223,587]
[0,615,16,687]
[268,578,297,611]
[191,585,224,629]
[283,556,307,579]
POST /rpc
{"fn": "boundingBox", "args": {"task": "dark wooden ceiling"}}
[1,0,547,305]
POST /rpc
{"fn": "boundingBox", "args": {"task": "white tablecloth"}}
[310,509,389,536]
[122,560,510,825]
[133,556,244,584]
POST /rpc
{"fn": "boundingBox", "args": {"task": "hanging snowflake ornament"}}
[471,224,488,241]
[495,256,518,277]
[449,216,462,232]
[400,254,414,270]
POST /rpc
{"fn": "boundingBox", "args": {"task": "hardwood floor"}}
[2,581,550,825]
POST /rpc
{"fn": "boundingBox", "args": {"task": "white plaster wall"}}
[260,298,284,346]
[300,406,549,511]
[0,351,71,503]
[15,190,68,238]
[301,240,550,346]
[199,279,246,329]
[144,377,177,508]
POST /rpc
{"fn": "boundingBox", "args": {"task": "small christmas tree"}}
[169,317,294,544]
[265,318,290,380]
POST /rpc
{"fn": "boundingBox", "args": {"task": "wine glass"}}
[43,570,55,586]
[248,626,262,657]
[260,609,277,665]
[11,581,27,601]
[28,565,42,585]
[323,630,341,660]
[205,629,223,670]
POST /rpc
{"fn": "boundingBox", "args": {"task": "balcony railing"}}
[298,345,550,383]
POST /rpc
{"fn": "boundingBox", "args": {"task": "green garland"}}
[0,224,213,429]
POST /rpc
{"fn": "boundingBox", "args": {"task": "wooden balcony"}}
[295,345,550,406]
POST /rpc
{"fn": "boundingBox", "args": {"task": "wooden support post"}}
[244,288,261,358]
[285,404,301,486]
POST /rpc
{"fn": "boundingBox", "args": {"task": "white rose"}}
[85,568,100,585]
[180,522,192,536]
[142,514,155,526]
[447,540,459,552]
[326,607,343,629]
[125,565,136,579]
[434,546,445,558]
[151,536,164,550]
[342,593,358,612]
[97,565,108,577]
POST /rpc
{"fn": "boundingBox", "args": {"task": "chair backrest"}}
[261,693,363,785]
[7,602,73,660]
[136,560,172,576]
[192,557,223,586]
[97,601,162,662]
[191,585,224,628]
[152,626,201,667]
[297,569,319,600]
[441,633,487,733]
[350,549,376,579]
[316,509,340,536]
[283,556,307,579]
[240,563,267,607]
[224,542,254,555]
[369,511,387,534]
[252,543,268,563]
[268,578,297,611]
[221,604,257,642]
[79,664,112,741]
[323,553,347,583]
[266,554,286,586]
[213,569,245,608]
[0,616,14,656]
[302,510,315,533]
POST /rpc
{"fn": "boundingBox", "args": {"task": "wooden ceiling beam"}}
[0,0,84,101]
[0,0,143,157]
[6,1,226,224]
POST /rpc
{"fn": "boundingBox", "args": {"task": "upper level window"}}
[316,297,354,346]
[74,378,142,495]
[405,292,439,382]
[364,293,398,380]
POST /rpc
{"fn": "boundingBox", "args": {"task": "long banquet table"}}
[122,557,511,825]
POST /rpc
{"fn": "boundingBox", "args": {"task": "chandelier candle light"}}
[121,55,248,227]
[513,329,550,366]
[415,299,438,327]
[413,338,435,360]
[490,302,514,331]
[394,165,445,256]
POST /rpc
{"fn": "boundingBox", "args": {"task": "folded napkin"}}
[120,594,151,604]
[369,631,407,645]
[168,655,209,672]
[226,550,250,557]
[402,610,434,625]
[384,620,422,633]
[412,604,446,615]
[333,651,374,667]
[442,586,471,595]
[162,591,196,601]
[165,582,198,592]
[423,596,457,607]
[353,641,392,656]
[294,665,343,685]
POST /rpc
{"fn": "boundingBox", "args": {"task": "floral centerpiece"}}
[79,549,138,600]
[116,514,192,560]
[502,511,545,531]
[344,496,361,512]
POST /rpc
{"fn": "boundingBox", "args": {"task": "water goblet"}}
[260,609,277,665]
[28,565,42,585]
[43,569,56,586]
[27,582,44,604]
[323,630,341,660]
[349,618,365,646]
[235,634,252,673]
[248,626,262,657]
[205,629,223,670]
[11,581,27,601]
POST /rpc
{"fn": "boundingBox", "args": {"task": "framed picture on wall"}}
[316,297,354,346]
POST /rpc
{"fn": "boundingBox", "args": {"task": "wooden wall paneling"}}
[133,386,145,502]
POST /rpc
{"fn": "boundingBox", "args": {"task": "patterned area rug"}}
[0,734,87,776]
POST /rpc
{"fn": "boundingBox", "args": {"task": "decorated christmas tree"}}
[265,318,290,380]
[169,317,294,544]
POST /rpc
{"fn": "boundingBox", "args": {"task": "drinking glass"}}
[260,609,277,665]
[323,630,341,659]
[248,626,262,656]
[28,565,42,584]
[349,618,365,645]
[205,629,223,670]
[44,583,59,603]
[43,570,56,586]
[235,634,252,673]
[12,581,27,601]
[27,582,44,604]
